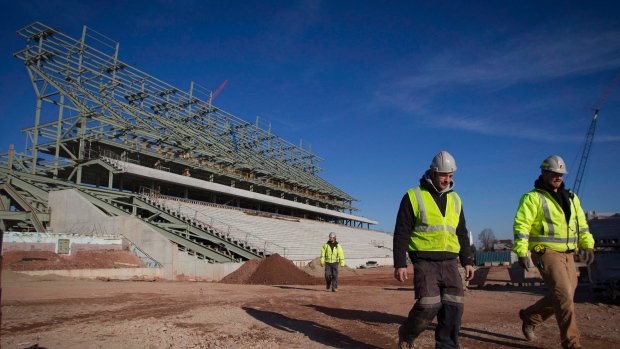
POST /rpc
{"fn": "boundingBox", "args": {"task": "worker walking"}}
[320,232,345,292]
[513,155,595,349]
[393,151,474,349]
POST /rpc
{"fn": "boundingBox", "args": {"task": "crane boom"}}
[572,110,598,196]
[572,68,620,196]
[206,80,228,108]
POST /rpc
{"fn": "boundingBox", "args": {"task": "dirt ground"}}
[2,254,620,349]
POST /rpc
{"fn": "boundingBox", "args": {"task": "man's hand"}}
[320,263,324,267]
[394,267,408,282]
[584,248,595,265]
[518,256,531,271]
[463,265,475,281]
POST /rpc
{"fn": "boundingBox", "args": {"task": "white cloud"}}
[379,29,620,141]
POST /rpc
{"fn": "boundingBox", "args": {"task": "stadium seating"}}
[156,197,392,261]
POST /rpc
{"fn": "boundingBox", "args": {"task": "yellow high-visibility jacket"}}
[407,186,462,253]
[321,242,345,267]
[513,189,594,257]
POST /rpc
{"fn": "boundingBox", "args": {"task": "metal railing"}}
[139,187,287,257]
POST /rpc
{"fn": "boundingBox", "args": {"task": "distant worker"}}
[393,151,474,349]
[320,232,345,292]
[513,155,595,349]
[182,168,190,177]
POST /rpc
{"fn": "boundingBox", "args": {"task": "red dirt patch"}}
[2,250,146,271]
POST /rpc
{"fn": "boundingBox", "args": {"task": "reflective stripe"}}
[580,227,589,233]
[321,244,344,263]
[514,233,529,239]
[416,225,457,233]
[452,193,460,215]
[418,295,441,305]
[443,294,464,304]
[530,236,577,243]
[537,192,555,237]
[413,187,458,234]
[536,191,578,246]
[413,187,427,225]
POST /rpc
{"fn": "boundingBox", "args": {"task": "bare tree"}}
[478,228,497,251]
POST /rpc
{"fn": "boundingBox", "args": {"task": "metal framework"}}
[7,22,357,215]
[0,168,272,262]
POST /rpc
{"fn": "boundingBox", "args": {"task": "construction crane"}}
[572,68,620,196]
[206,80,228,108]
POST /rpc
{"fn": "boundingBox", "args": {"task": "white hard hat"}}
[430,151,457,173]
[329,232,336,238]
[540,155,568,174]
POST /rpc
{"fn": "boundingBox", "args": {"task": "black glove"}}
[584,248,595,265]
[518,256,531,271]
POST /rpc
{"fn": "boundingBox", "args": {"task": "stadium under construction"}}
[0,22,392,280]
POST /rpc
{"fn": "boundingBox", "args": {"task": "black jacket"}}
[393,172,474,268]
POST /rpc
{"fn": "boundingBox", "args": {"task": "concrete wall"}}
[291,257,393,269]
[19,268,164,279]
[175,254,244,280]
[2,231,122,255]
[48,189,242,281]
[3,242,56,252]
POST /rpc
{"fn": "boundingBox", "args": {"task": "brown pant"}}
[526,249,579,349]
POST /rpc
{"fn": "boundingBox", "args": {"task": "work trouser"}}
[526,249,580,349]
[401,259,464,349]
[324,262,339,290]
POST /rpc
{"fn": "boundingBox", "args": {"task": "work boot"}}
[332,288,338,292]
[519,309,536,341]
[398,325,415,349]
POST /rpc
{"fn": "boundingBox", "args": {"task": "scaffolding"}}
[6,22,358,214]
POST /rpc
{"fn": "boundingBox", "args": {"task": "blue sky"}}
[1,1,620,243]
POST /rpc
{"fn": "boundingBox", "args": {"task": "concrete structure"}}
[587,211,620,251]
[586,212,620,299]
[48,189,243,281]
[2,232,122,254]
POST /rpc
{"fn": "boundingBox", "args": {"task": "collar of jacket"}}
[534,175,572,200]
[534,175,573,223]
[419,170,454,196]
[327,241,338,248]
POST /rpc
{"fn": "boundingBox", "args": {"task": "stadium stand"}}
[152,196,393,262]
[0,22,392,278]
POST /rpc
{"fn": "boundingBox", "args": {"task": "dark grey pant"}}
[324,263,339,290]
[401,259,465,349]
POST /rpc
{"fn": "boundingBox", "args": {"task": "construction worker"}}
[513,155,595,349]
[393,151,474,349]
[320,232,345,292]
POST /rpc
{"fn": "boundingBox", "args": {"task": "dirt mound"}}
[2,250,146,271]
[217,258,262,284]
[220,254,320,285]
[302,257,358,277]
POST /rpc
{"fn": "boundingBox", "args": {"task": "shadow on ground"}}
[243,307,383,348]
